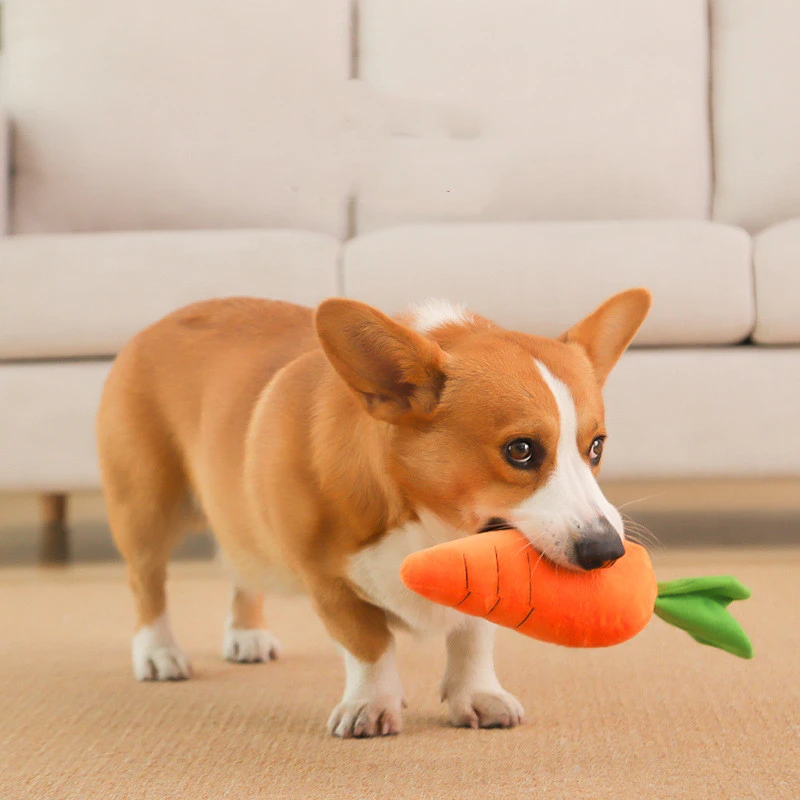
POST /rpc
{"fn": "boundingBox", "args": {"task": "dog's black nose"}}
[573,526,625,571]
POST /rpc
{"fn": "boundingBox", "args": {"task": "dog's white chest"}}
[347,517,465,635]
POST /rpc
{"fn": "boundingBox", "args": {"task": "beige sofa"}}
[1,0,799,517]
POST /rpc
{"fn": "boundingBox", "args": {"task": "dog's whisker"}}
[625,523,657,536]
[630,536,662,551]
[621,517,653,532]
[615,490,672,511]
[498,535,541,564]
[623,523,653,537]
[621,518,663,550]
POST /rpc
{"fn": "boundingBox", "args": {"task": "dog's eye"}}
[504,438,542,470]
[589,436,605,466]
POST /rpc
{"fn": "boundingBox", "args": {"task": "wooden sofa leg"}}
[40,493,70,564]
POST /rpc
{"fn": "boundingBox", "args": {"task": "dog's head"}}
[315,289,651,570]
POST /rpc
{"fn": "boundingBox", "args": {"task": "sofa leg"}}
[40,493,70,564]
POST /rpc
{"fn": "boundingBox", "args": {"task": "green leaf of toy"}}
[654,576,754,660]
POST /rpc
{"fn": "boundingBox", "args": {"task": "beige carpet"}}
[1,548,798,800]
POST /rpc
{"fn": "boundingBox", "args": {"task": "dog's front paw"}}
[444,686,525,729]
[328,698,403,739]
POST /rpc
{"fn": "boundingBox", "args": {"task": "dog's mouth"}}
[478,516,514,533]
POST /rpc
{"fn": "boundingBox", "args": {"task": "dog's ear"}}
[559,288,652,386]
[315,299,447,424]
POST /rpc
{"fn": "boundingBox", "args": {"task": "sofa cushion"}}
[0,361,111,491]
[0,230,341,359]
[1,0,351,237]
[343,221,754,345]
[357,0,711,232]
[603,348,800,478]
[752,220,800,344]
[712,0,800,232]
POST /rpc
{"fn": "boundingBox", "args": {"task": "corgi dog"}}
[97,288,651,738]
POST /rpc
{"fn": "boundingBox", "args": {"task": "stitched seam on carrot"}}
[495,546,500,596]
[486,595,501,617]
[515,606,535,629]
[456,553,470,606]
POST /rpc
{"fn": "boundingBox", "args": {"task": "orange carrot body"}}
[400,530,657,648]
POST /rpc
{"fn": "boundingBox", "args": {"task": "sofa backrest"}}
[711,0,800,232]
[1,0,352,237]
[2,0,799,237]
[356,0,712,232]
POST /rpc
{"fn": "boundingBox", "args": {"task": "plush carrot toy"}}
[400,530,753,659]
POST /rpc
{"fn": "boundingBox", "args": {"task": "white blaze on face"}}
[511,360,624,566]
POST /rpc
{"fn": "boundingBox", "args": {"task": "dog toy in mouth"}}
[399,530,753,658]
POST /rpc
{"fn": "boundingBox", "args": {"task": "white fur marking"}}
[410,299,473,334]
[328,641,405,737]
[348,513,468,635]
[441,618,525,728]
[132,613,191,681]
[512,360,623,565]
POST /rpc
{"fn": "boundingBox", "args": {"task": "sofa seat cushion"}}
[0,360,110,491]
[603,348,800,478]
[753,220,800,344]
[343,221,754,345]
[0,229,341,359]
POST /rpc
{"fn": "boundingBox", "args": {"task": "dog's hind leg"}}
[105,472,193,681]
[98,372,193,681]
[222,586,281,663]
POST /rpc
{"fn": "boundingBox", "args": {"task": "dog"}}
[96,287,651,737]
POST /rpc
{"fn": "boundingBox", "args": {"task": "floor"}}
[1,547,797,800]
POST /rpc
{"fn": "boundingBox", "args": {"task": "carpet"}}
[1,547,797,800]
